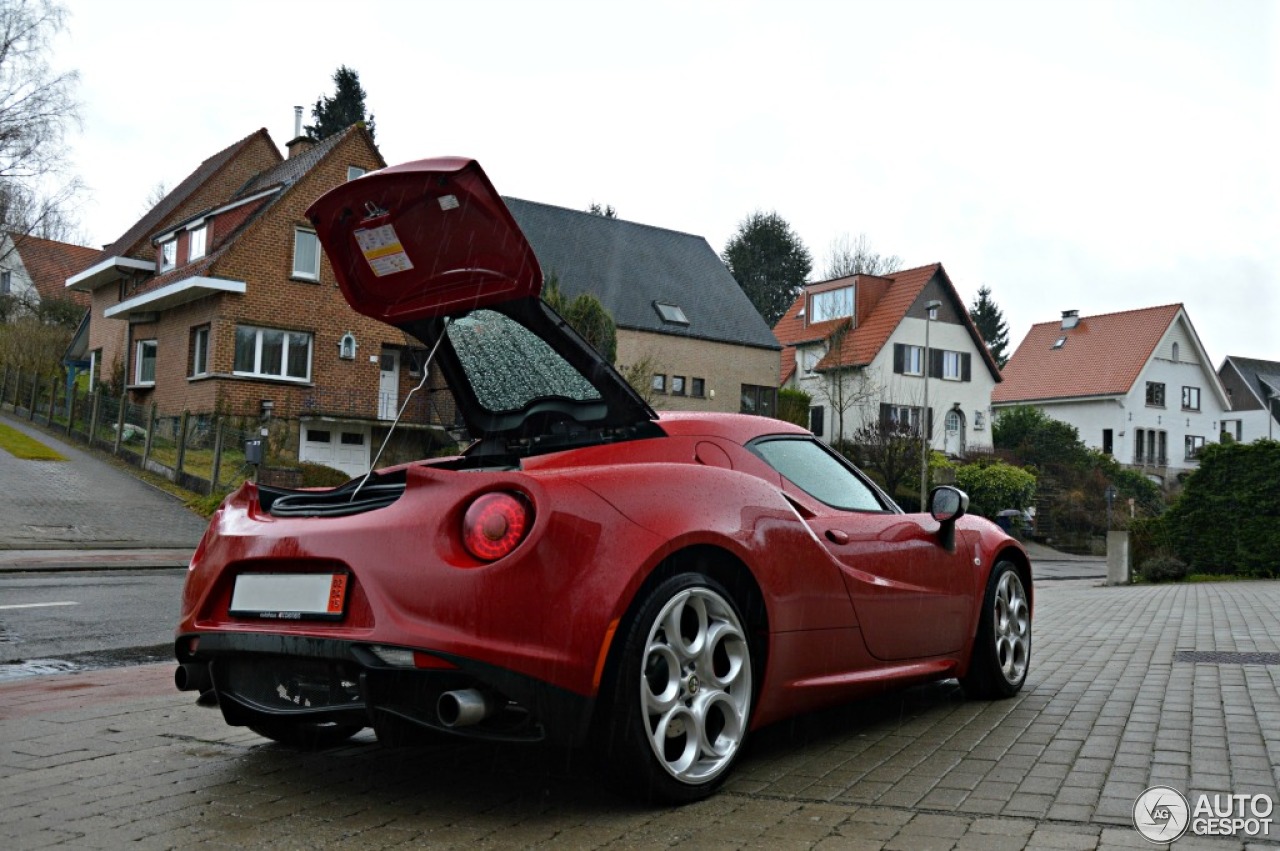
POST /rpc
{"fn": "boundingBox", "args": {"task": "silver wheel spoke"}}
[641,585,752,785]
[993,571,1029,684]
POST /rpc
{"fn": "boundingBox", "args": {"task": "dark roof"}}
[504,197,779,351]
[101,128,275,259]
[1222,355,1280,407]
[236,127,353,198]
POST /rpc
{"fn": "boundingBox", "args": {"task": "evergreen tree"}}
[968,285,1010,367]
[722,210,812,326]
[305,66,376,142]
[587,202,616,218]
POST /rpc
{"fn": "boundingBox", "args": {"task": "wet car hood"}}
[306,157,656,449]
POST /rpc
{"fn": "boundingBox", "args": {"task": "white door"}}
[378,348,399,420]
[944,409,965,457]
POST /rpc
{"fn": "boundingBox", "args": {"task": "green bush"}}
[1138,554,1189,584]
[953,458,1036,519]
[299,462,352,488]
[1163,440,1280,577]
[777,387,811,428]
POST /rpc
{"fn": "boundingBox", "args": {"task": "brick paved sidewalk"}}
[3,581,1279,849]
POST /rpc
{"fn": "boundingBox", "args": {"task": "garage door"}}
[299,425,370,479]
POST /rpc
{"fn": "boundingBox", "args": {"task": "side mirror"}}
[929,485,969,524]
[929,486,969,552]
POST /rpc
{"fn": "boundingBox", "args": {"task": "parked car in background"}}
[174,158,1033,803]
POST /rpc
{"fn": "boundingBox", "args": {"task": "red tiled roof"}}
[12,235,97,307]
[773,263,1001,383]
[992,304,1183,403]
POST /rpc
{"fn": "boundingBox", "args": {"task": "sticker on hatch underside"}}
[354,224,415,277]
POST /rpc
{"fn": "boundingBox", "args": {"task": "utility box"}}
[1106,531,1131,585]
[244,439,263,465]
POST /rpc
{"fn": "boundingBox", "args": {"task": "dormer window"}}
[188,223,207,261]
[160,239,176,271]
[809,285,853,323]
[654,301,689,325]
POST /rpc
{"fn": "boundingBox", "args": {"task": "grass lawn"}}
[0,423,67,461]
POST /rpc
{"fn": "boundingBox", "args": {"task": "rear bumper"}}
[175,632,595,747]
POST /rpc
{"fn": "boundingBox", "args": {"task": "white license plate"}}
[229,573,349,620]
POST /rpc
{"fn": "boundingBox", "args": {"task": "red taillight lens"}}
[462,492,532,561]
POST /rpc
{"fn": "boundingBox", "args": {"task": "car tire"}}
[960,560,1031,699]
[592,573,754,804]
[247,720,363,749]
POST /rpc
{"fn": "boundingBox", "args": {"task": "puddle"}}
[0,658,81,682]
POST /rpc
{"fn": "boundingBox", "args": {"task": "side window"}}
[750,437,888,512]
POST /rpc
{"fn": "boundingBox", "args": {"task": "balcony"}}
[301,386,455,428]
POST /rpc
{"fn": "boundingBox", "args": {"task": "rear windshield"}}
[447,309,601,413]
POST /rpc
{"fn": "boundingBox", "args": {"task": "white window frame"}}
[190,326,210,377]
[160,240,176,271]
[292,228,320,280]
[904,345,924,376]
[801,347,821,374]
[943,350,962,380]
[188,223,207,261]
[233,325,313,382]
[888,404,922,432]
[809,286,853,323]
[135,339,157,386]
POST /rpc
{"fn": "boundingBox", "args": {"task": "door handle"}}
[825,529,849,545]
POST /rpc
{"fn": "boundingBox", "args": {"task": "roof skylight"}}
[654,301,690,325]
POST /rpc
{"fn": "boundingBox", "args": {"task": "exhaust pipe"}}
[437,688,497,727]
[174,662,212,693]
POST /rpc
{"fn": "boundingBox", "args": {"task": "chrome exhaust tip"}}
[437,688,495,727]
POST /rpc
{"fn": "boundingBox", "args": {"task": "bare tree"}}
[806,321,878,447]
[0,0,82,254]
[851,382,929,501]
[823,232,902,280]
[620,349,669,409]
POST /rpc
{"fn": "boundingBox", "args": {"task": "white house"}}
[775,263,1002,457]
[1218,356,1280,443]
[993,305,1230,482]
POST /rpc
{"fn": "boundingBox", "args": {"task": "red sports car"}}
[174,158,1032,803]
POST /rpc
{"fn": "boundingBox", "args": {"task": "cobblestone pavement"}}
[3,579,1280,849]
[0,412,207,552]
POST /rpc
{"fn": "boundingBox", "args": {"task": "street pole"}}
[920,299,941,505]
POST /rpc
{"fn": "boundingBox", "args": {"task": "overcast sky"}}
[54,0,1277,364]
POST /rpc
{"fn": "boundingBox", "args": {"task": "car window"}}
[752,437,888,512]
[448,309,602,413]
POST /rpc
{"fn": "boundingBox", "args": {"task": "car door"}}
[750,436,972,662]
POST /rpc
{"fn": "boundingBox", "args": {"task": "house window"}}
[943,351,962,380]
[0,270,10,294]
[1102,428,1113,455]
[160,239,176,271]
[740,384,776,417]
[1138,428,1169,464]
[306,429,332,443]
[653,302,689,325]
[233,325,312,381]
[188,224,207,261]
[885,404,922,433]
[189,326,210,377]
[292,228,320,280]
[1181,386,1200,411]
[347,166,367,181]
[1185,435,1205,460]
[135,339,157,386]
[893,343,924,376]
[810,406,824,436]
[672,376,687,396]
[691,377,706,398]
[801,347,821,374]
[652,374,666,393]
[341,431,365,445]
[1052,336,1067,349]
[1221,419,1242,441]
[809,286,853,322]
[1145,381,1165,407]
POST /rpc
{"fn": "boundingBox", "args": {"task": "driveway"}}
[0,412,208,552]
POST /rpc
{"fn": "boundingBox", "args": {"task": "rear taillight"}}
[462,492,532,561]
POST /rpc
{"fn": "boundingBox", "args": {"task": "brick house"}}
[503,198,781,415]
[774,264,1002,457]
[993,304,1231,482]
[65,123,455,477]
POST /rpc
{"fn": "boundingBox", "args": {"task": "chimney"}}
[286,105,314,159]
[1061,310,1079,330]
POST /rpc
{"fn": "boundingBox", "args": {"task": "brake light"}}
[462,492,532,561]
